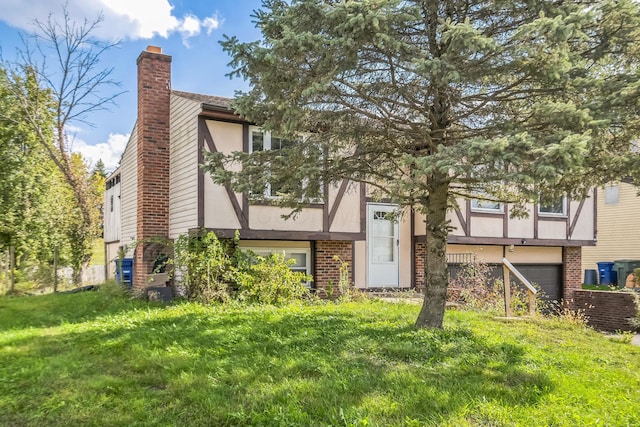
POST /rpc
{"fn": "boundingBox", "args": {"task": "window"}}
[243,247,312,286]
[110,195,114,212]
[371,211,395,263]
[539,196,566,216]
[471,195,502,212]
[605,185,619,205]
[250,128,301,197]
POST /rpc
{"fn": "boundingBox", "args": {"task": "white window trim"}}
[242,246,312,286]
[249,127,322,203]
[538,196,567,217]
[470,198,503,213]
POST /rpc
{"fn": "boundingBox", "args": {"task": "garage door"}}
[447,263,563,304]
[511,264,562,303]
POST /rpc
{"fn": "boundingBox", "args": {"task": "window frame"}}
[242,246,312,287]
[470,194,503,213]
[538,195,567,217]
[249,127,322,202]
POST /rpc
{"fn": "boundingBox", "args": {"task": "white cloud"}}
[0,0,221,44]
[71,133,129,173]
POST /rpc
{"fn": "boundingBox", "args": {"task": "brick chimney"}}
[134,46,172,288]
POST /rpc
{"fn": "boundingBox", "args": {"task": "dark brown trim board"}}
[199,107,247,124]
[569,199,586,238]
[593,188,598,241]
[197,118,206,227]
[503,205,509,238]
[533,203,539,239]
[196,228,366,241]
[360,183,366,233]
[322,182,330,232]
[465,200,471,236]
[444,235,596,247]
[566,197,572,238]
[454,205,467,236]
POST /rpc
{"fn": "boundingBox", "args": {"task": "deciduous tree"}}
[1,4,122,282]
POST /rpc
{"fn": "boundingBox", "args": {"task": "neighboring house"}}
[104,46,594,301]
[582,181,640,283]
[103,168,121,279]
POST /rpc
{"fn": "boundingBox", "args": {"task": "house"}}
[582,181,640,285]
[104,46,594,302]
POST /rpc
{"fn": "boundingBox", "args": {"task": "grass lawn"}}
[1,289,639,426]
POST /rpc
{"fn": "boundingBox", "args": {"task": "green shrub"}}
[169,231,311,305]
[170,231,235,303]
[235,252,311,304]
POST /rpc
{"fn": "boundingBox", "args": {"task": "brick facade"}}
[415,242,426,291]
[314,241,353,299]
[134,47,172,288]
[562,246,582,301]
[573,290,638,332]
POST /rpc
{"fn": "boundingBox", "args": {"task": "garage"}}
[448,263,563,304]
[511,264,562,303]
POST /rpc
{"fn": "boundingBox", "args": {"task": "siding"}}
[583,182,640,271]
[103,182,121,242]
[169,94,201,239]
[120,123,138,256]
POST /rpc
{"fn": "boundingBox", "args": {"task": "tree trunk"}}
[415,176,450,329]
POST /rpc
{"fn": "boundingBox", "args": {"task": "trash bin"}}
[613,260,640,287]
[596,262,617,285]
[584,269,598,285]
[114,258,133,287]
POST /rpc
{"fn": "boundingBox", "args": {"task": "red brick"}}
[134,49,172,288]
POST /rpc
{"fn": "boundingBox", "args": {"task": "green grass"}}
[581,284,622,291]
[1,290,640,426]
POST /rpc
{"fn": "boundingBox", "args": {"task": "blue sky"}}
[0,0,264,171]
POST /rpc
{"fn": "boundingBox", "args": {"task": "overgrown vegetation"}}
[447,260,541,316]
[170,231,310,304]
[1,290,639,426]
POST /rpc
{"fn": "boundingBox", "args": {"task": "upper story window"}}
[539,196,566,216]
[249,127,304,198]
[470,192,503,213]
[110,195,114,212]
[604,185,619,205]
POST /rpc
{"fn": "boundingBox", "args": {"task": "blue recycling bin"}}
[596,262,617,285]
[115,258,133,287]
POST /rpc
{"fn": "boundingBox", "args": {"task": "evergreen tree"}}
[205,0,640,328]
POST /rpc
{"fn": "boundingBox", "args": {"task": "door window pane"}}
[372,211,395,263]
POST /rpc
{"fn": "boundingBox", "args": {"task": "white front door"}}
[367,204,400,287]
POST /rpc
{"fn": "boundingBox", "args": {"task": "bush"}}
[170,231,311,305]
[448,261,504,312]
[235,252,310,304]
[170,232,235,303]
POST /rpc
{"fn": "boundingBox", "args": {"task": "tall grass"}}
[1,288,639,426]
